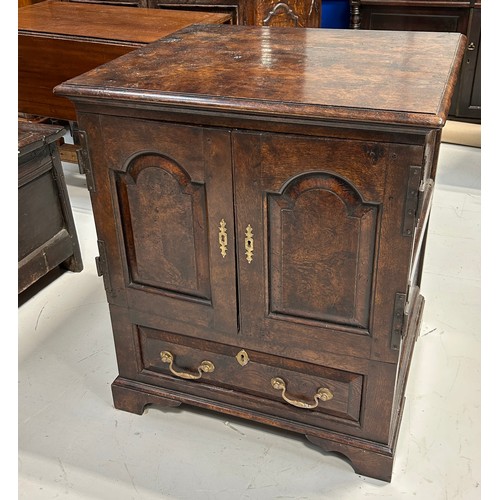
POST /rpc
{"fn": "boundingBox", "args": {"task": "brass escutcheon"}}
[218,219,228,258]
[236,349,249,366]
[245,224,254,263]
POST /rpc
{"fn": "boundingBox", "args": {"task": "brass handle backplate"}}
[271,377,333,409]
[160,351,215,380]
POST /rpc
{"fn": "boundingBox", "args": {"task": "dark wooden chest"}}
[55,25,466,481]
[18,121,83,293]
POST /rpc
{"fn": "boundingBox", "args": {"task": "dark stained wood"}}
[349,0,481,121]
[18,121,83,293]
[57,25,466,127]
[56,26,465,482]
[454,6,480,119]
[18,1,232,121]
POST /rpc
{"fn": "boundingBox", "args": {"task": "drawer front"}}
[138,325,363,425]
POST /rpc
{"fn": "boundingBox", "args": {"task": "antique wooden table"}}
[18,0,231,122]
[55,25,465,481]
[60,0,321,27]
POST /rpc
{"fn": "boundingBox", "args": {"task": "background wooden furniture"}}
[349,0,481,122]
[56,25,465,482]
[18,121,83,294]
[61,0,321,26]
[18,0,45,7]
[18,1,232,122]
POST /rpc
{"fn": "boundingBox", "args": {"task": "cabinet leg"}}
[305,435,394,482]
[111,378,182,415]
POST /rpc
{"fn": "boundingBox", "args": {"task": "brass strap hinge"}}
[390,292,408,350]
[75,130,96,193]
[95,239,112,293]
[402,166,423,237]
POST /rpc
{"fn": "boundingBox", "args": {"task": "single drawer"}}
[138,325,363,424]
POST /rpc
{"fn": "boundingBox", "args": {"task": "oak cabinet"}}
[56,25,465,481]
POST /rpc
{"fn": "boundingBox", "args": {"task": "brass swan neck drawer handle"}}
[271,377,333,409]
[160,351,215,380]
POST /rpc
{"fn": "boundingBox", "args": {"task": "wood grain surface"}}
[56,24,467,127]
[18,0,231,42]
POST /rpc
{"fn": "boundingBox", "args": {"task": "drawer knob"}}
[271,377,333,409]
[160,351,215,380]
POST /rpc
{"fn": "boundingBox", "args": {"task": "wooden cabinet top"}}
[18,121,66,156]
[18,0,231,44]
[56,24,466,128]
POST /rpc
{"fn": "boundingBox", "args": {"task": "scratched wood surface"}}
[56,24,466,127]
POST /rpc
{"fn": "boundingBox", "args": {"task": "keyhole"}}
[236,349,249,366]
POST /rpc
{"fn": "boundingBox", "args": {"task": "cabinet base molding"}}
[305,435,394,482]
[111,379,182,415]
[111,376,398,481]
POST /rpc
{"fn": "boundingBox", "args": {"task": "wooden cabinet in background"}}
[349,0,481,121]
[18,0,45,7]
[18,121,83,293]
[55,25,465,482]
[19,1,231,122]
[62,0,321,26]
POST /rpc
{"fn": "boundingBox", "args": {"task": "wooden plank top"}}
[18,121,66,157]
[55,24,466,127]
[18,0,231,44]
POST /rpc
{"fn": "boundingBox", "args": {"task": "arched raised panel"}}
[268,172,378,330]
[116,152,211,301]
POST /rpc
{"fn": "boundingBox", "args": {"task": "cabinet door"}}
[80,114,238,338]
[232,131,422,363]
[455,7,481,120]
